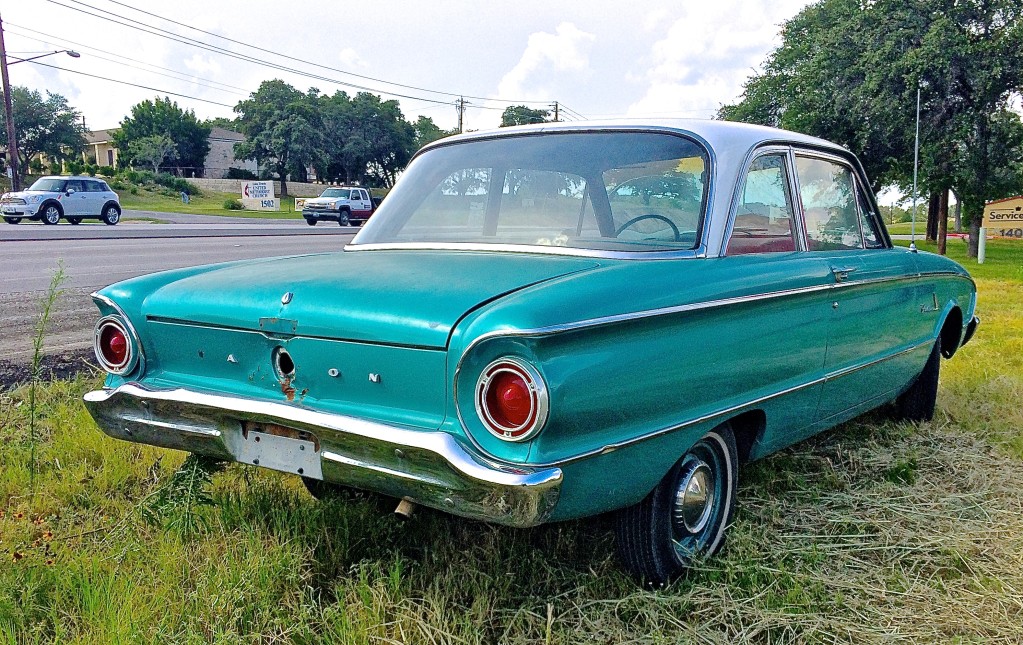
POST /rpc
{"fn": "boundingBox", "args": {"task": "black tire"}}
[338,209,350,226]
[894,338,940,421]
[68,217,82,225]
[615,424,738,586]
[102,204,121,225]
[305,218,317,226]
[3,217,21,224]
[42,204,61,225]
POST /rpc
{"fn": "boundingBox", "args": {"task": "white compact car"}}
[1,176,122,225]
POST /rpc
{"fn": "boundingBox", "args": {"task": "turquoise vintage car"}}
[84,120,978,584]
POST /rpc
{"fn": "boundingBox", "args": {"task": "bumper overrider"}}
[84,383,562,527]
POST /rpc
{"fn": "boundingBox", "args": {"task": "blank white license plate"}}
[236,423,322,479]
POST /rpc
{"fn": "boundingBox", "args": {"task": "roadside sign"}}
[983,196,1023,239]
[241,197,280,211]
[242,181,274,200]
[294,198,307,210]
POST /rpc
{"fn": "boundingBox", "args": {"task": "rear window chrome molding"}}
[345,241,707,260]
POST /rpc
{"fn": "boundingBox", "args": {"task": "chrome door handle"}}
[831,266,858,282]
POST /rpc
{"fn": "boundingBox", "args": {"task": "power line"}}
[102,0,554,106]
[22,58,236,108]
[43,0,540,112]
[5,25,249,97]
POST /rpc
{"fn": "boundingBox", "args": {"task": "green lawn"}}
[2,242,1021,642]
[118,186,305,220]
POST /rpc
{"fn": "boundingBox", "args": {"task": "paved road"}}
[0,211,356,361]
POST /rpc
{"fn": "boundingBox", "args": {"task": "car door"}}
[82,180,107,215]
[63,179,87,216]
[718,150,835,452]
[792,153,924,421]
[353,189,372,220]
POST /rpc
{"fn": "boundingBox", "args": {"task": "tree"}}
[719,0,1023,257]
[234,80,322,197]
[412,116,454,151]
[127,134,177,173]
[500,105,551,127]
[114,97,211,175]
[0,86,86,185]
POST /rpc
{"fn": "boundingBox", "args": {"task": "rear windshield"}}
[28,178,66,192]
[352,131,709,252]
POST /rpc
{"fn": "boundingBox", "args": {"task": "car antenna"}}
[909,84,920,253]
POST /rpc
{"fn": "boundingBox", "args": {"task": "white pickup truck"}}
[301,186,374,226]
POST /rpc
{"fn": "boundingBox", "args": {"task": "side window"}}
[856,186,885,249]
[795,156,863,251]
[86,181,104,192]
[726,154,797,255]
[66,180,85,193]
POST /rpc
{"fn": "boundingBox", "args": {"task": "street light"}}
[8,50,81,65]
[0,10,82,191]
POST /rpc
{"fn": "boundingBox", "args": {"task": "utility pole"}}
[0,12,20,191]
[456,97,469,133]
[551,102,559,122]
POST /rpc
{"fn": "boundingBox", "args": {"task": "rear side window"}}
[726,154,797,255]
[795,156,865,251]
[85,180,105,192]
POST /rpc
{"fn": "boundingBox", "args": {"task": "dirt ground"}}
[0,287,100,389]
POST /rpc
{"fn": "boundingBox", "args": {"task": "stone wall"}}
[183,178,328,197]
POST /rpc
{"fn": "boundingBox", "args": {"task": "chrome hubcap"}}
[673,461,714,534]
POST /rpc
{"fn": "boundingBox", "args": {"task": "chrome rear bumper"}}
[84,384,562,527]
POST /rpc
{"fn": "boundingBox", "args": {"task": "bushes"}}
[115,169,203,196]
[223,198,244,210]
[226,167,257,180]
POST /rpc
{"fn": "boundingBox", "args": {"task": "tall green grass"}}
[2,240,1021,643]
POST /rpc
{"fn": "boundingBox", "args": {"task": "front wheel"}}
[3,217,21,224]
[305,218,317,226]
[615,423,738,585]
[893,338,940,421]
[102,204,121,225]
[42,205,61,225]
[338,210,350,226]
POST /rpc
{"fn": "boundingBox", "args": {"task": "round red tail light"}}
[476,358,549,442]
[94,318,136,374]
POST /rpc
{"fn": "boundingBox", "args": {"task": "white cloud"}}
[626,1,811,119]
[183,54,222,76]
[338,47,367,69]
[496,22,595,101]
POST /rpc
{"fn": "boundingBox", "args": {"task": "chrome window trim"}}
[350,126,716,257]
[721,145,802,257]
[344,241,706,260]
[790,148,893,251]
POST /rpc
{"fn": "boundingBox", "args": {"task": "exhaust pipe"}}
[394,497,416,520]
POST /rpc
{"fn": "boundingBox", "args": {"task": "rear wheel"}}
[42,205,61,225]
[615,424,738,585]
[894,338,940,421]
[102,204,121,225]
[68,217,82,225]
[3,217,21,224]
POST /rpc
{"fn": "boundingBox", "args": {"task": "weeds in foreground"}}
[27,263,68,497]
[140,454,225,538]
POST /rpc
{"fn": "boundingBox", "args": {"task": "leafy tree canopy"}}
[500,105,552,127]
[719,0,1023,255]
[127,134,178,174]
[0,86,86,184]
[114,97,211,174]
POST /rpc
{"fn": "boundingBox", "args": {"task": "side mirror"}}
[65,189,76,196]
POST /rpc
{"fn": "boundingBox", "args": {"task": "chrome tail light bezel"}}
[474,357,549,442]
[94,315,143,376]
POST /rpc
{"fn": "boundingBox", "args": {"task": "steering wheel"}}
[615,214,681,242]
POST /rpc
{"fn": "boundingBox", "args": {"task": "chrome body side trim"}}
[83,383,562,528]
